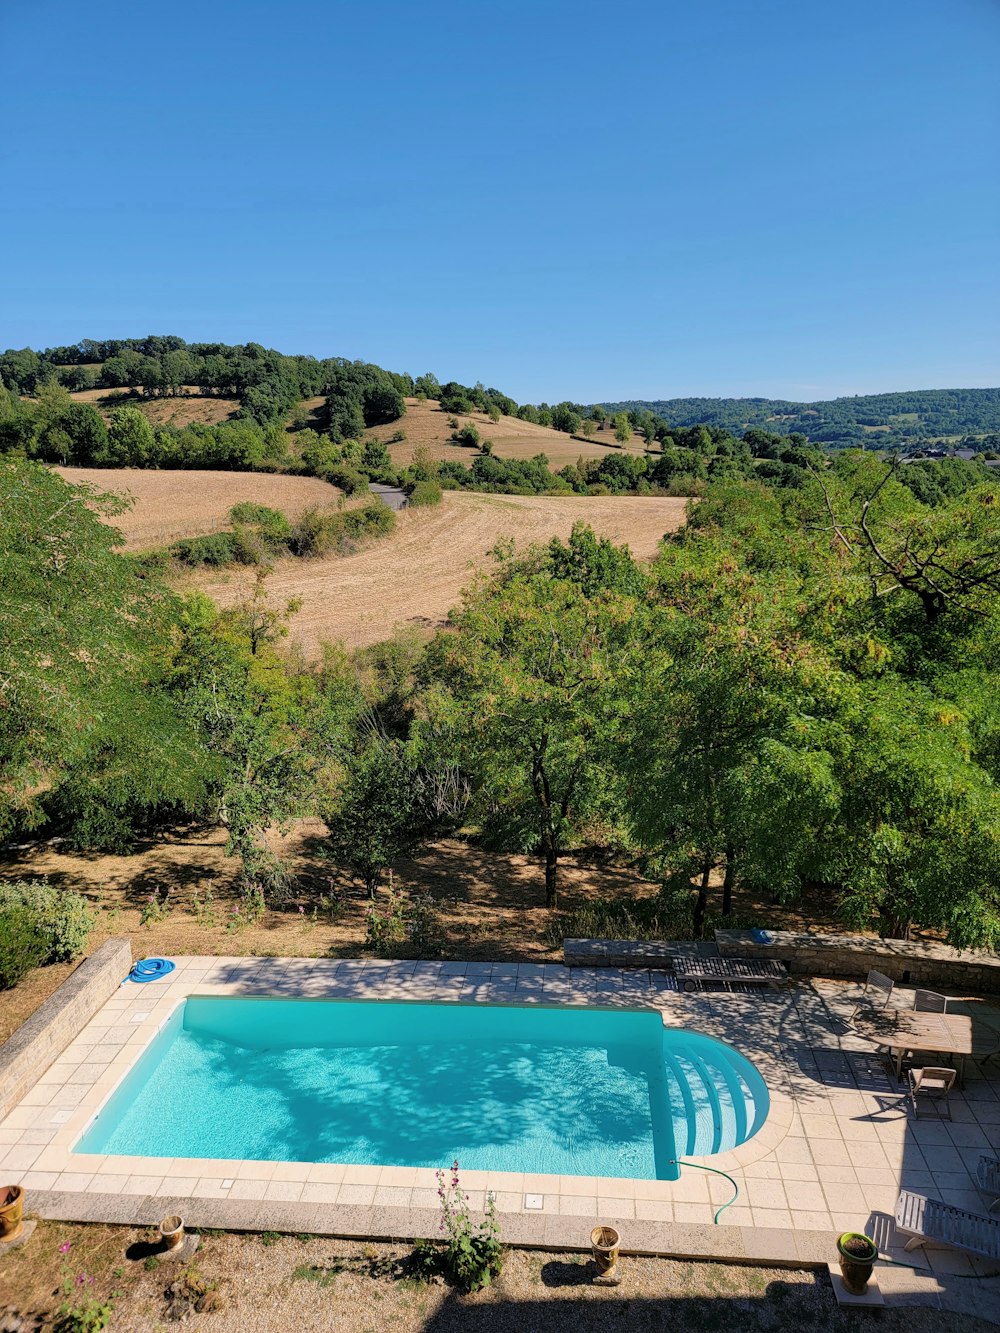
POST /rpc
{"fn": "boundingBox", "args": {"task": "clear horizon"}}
[3,0,998,403]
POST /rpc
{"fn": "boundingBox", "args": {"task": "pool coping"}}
[4,954,801,1257]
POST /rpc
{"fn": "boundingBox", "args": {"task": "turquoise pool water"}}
[75,998,768,1179]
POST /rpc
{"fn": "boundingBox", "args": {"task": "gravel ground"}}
[2,1224,995,1333]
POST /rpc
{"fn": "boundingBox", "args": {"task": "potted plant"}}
[0,1184,24,1242]
[836,1231,878,1293]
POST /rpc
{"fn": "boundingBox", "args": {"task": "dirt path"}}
[188,491,688,652]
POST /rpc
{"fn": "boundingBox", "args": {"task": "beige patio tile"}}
[716,1205,754,1226]
[20,1170,59,1190]
[561,1175,599,1196]
[373,1185,413,1208]
[55,1172,95,1190]
[490,1191,524,1213]
[743,1159,783,1180]
[596,1196,635,1218]
[779,1161,820,1183]
[781,1180,826,1211]
[810,1139,854,1167]
[855,1166,900,1187]
[672,1202,715,1223]
[306,1163,346,1185]
[155,1177,198,1197]
[343,1165,382,1185]
[669,1171,710,1203]
[634,1199,673,1222]
[377,1166,418,1187]
[558,1194,598,1216]
[742,1179,788,1210]
[227,1179,269,1200]
[799,1114,843,1140]
[337,1183,376,1206]
[193,1178,231,1198]
[87,1173,130,1194]
[778,1138,814,1165]
[263,1180,304,1202]
[789,1209,833,1230]
[821,1181,868,1213]
[270,1161,311,1182]
[300,1182,343,1204]
[124,1174,164,1194]
[751,1207,793,1229]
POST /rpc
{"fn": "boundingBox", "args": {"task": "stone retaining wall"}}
[0,937,132,1119]
[715,929,1000,994]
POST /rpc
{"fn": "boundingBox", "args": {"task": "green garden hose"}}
[671,1158,740,1224]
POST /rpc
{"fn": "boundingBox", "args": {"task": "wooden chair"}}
[908,1065,957,1118]
[862,969,894,1009]
[912,989,948,1013]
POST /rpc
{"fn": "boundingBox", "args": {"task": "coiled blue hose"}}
[124,957,176,984]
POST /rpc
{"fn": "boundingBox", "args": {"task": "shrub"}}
[228,503,292,544]
[452,422,481,448]
[317,464,369,496]
[406,479,443,508]
[386,429,406,444]
[170,532,238,567]
[0,905,49,989]
[292,499,395,557]
[0,879,96,962]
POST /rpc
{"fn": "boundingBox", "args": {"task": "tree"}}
[614,414,632,445]
[0,460,209,843]
[425,534,636,905]
[169,581,315,901]
[321,734,423,897]
[103,405,154,465]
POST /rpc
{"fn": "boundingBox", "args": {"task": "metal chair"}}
[908,1065,957,1118]
[976,1155,1000,1211]
[912,989,948,1013]
[862,969,894,1008]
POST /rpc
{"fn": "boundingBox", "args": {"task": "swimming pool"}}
[75,998,768,1180]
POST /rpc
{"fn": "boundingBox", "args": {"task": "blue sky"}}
[2,0,997,402]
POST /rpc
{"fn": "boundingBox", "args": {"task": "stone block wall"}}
[0,937,132,1119]
[715,929,1000,994]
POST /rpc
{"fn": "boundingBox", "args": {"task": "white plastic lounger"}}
[895,1189,1000,1260]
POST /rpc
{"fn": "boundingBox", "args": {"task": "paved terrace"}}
[3,956,1000,1321]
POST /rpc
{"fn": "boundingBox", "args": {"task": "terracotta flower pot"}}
[591,1225,620,1274]
[836,1231,877,1294]
[0,1185,24,1242]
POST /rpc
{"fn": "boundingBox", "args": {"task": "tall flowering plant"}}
[435,1160,503,1292]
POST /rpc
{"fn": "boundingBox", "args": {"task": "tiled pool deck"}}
[4,956,1000,1315]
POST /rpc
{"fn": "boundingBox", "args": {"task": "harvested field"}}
[55,466,342,550]
[366,397,648,468]
[67,385,240,427]
[188,491,689,652]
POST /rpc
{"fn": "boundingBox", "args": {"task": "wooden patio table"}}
[850,1006,974,1083]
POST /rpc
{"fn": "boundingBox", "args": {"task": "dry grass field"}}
[55,467,342,550]
[366,397,647,468]
[67,385,240,427]
[188,490,688,652]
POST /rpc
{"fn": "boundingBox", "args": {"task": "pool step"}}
[661,1043,762,1157]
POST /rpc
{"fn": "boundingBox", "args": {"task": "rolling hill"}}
[604,387,1000,449]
